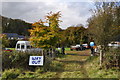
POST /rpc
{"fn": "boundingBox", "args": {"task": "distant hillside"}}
[1,16,32,36]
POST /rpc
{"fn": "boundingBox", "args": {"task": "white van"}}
[108,41,120,48]
[15,41,42,52]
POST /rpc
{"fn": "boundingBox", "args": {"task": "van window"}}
[27,45,31,49]
[17,44,20,49]
[21,45,25,49]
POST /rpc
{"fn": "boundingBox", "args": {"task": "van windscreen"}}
[27,45,31,49]
[17,44,20,49]
[21,45,25,49]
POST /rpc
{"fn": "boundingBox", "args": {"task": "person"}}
[61,46,65,54]
[93,45,97,53]
[90,41,95,56]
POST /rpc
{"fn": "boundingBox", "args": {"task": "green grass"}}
[60,71,83,78]
[84,56,119,78]
[7,48,15,50]
[65,48,70,51]
[56,48,70,53]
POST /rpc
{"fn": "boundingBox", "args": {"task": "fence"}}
[41,49,60,59]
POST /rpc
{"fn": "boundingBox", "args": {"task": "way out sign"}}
[29,56,44,66]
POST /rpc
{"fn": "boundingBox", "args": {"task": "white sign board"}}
[29,56,44,66]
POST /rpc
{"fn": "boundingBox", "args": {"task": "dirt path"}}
[54,50,91,78]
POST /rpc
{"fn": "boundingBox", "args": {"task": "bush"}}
[103,49,120,69]
[35,67,44,73]
[2,69,20,79]
[2,51,51,71]
[17,71,37,78]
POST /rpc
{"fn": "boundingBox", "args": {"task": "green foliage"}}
[49,60,63,71]
[2,50,65,74]
[87,2,120,50]
[35,67,44,73]
[9,39,18,48]
[1,16,32,36]
[87,2,120,71]
[60,71,83,78]
[59,26,88,47]
[36,72,57,78]
[2,51,51,71]
[84,56,118,78]
[18,71,37,78]
[103,48,120,69]
[1,34,10,48]
[2,69,20,79]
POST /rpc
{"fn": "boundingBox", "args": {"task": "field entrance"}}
[53,50,91,78]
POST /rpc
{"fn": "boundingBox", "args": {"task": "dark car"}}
[70,44,85,51]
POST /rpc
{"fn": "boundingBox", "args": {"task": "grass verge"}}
[84,56,119,78]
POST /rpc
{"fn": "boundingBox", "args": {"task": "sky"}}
[1,0,119,29]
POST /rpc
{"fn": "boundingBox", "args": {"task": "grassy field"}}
[2,49,119,79]
[7,48,15,50]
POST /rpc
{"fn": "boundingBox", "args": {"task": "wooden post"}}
[41,49,45,66]
[42,49,44,56]
[49,49,51,57]
[52,49,56,60]
[51,49,54,58]
[100,50,103,67]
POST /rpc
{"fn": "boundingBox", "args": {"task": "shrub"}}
[2,51,51,72]
[103,48,120,69]
[2,69,20,79]
[35,67,44,73]
[17,71,37,78]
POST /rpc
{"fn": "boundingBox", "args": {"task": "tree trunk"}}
[100,50,103,67]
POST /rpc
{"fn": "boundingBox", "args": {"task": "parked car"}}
[82,44,90,49]
[108,41,120,48]
[70,44,84,51]
[3,48,13,52]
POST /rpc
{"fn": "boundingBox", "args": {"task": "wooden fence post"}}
[100,50,103,67]
[52,48,54,58]
[41,49,45,66]
[49,49,52,57]
[42,49,44,56]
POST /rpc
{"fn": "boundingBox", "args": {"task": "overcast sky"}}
[1,0,98,29]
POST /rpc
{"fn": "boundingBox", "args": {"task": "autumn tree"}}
[29,12,62,49]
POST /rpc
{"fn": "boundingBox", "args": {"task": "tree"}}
[59,25,88,47]
[29,12,62,49]
[0,34,9,48]
[87,2,120,51]
[1,16,32,36]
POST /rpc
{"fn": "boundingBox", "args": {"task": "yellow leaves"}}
[29,11,61,48]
